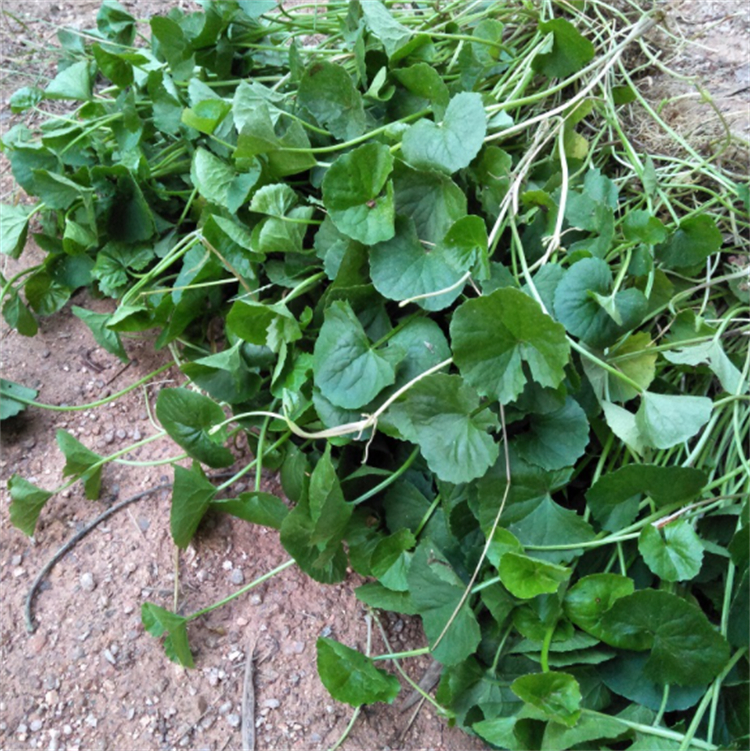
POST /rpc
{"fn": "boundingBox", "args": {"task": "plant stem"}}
[0,362,174,412]
[186,559,295,621]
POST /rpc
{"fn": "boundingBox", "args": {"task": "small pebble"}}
[132,428,142,441]
[41,349,51,359]
[292,641,305,654]
[11,554,22,566]
[137,516,150,532]
[80,573,96,592]
[250,594,262,606]
[262,699,280,710]
[84,714,98,728]
[29,720,43,732]
[226,713,241,728]
[229,569,244,586]
[104,431,115,445]
[115,428,127,440]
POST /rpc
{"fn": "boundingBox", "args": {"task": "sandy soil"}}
[0,2,748,751]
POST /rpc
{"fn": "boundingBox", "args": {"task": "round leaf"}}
[451,287,570,404]
[402,92,487,174]
[322,143,395,244]
[638,520,704,582]
[510,671,582,727]
[598,589,730,686]
[498,552,571,599]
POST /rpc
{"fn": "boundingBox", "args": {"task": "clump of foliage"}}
[2,1,748,748]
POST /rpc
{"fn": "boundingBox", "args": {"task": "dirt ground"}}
[0,2,748,751]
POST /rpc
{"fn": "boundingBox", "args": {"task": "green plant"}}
[2,1,748,748]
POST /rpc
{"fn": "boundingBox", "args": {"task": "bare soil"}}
[1,2,748,751]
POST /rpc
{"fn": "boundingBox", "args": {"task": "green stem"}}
[186,559,295,621]
[582,709,718,751]
[216,432,292,492]
[0,362,174,412]
[371,647,431,662]
[352,447,420,506]
[414,493,442,539]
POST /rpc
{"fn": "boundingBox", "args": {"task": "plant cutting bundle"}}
[2,1,748,748]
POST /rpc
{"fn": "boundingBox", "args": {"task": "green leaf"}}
[182,343,261,404]
[96,0,136,45]
[370,216,467,311]
[45,61,93,100]
[360,0,412,57]
[150,16,194,81]
[386,373,499,485]
[249,183,298,217]
[227,300,302,354]
[280,446,352,583]
[156,388,234,468]
[601,401,645,456]
[170,463,217,548]
[394,164,466,244]
[511,671,582,727]
[72,306,128,362]
[635,391,713,450]
[141,602,194,668]
[663,339,745,395]
[564,573,635,638]
[355,582,418,615]
[498,553,570,599]
[91,243,154,298]
[393,63,450,119]
[509,495,596,565]
[587,465,706,531]
[583,332,657,403]
[92,44,135,87]
[313,300,396,410]
[554,258,646,348]
[532,18,595,79]
[316,638,400,706]
[24,271,70,316]
[638,520,704,582]
[623,210,668,244]
[1,203,32,259]
[599,652,705,712]
[181,98,231,135]
[57,429,104,500]
[297,61,365,141]
[8,475,53,536]
[234,102,317,177]
[211,492,289,530]
[9,86,44,114]
[387,317,451,387]
[321,143,395,245]
[402,93,487,174]
[3,289,38,337]
[598,589,730,685]
[191,147,259,211]
[407,542,482,665]
[451,287,570,404]
[656,215,723,269]
[514,397,590,471]
[0,378,37,419]
[541,711,626,751]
